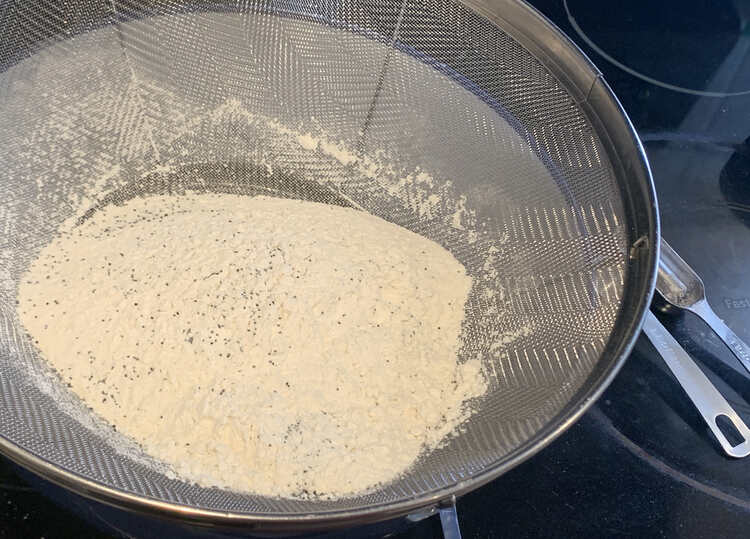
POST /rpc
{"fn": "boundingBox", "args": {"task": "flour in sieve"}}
[18,193,487,499]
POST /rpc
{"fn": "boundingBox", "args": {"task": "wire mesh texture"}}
[0,0,653,526]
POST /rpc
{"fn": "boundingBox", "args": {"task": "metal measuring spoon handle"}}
[656,238,750,375]
[643,311,750,458]
[690,300,750,375]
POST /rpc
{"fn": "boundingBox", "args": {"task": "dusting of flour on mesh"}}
[18,193,488,498]
[0,31,528,493]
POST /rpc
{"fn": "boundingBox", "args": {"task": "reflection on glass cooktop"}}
[2,0,750,537]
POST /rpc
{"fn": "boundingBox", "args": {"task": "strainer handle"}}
[643,311,750,458]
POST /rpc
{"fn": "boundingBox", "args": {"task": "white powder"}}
[0,19,529,485]
[296,133,319,151]
[18,193,487,499]
[318,139,358,166]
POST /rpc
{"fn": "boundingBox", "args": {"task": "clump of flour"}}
[18,193,487,498]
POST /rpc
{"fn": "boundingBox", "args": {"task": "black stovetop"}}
[3,0,750,537]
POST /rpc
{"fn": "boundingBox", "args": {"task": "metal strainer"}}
[0,0,657,534]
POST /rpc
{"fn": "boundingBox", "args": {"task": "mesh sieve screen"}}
[0,0,635,520]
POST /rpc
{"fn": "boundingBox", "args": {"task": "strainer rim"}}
[0,0,659,531]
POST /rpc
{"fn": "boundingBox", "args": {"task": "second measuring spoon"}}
[656,239,750,375]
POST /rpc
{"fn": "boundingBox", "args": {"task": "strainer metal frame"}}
[0,0,658,532]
